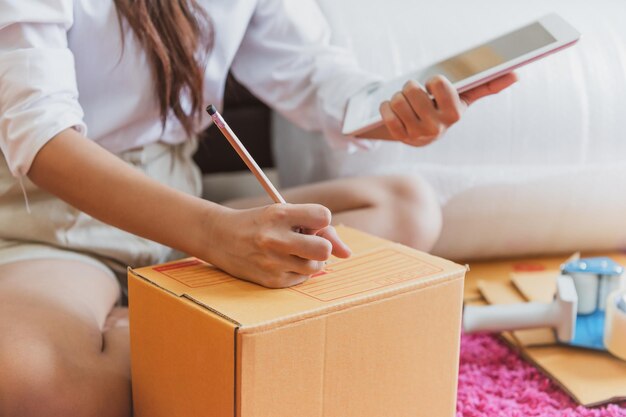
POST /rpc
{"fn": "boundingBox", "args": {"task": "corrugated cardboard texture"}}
[237,278,464,417]
[470,255,626,406]
[129,275,236,417]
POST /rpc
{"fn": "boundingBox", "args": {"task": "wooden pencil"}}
[206,104,286,204]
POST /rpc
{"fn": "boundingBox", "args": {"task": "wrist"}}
[189,200,233,262]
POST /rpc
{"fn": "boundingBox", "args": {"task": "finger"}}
[388,91,423,138]
[281,203,332,230]
[487,72,518,93]
[380,101,408,140]
[401,82,442,139]
[286,233,333,261]
[256,229,331,261]
[286,255,326,276]
[283,272,310,287]
[403,80,439,121]
[426,76,463,125]
[460,72,518,105]
[316,225,352,259]
[260,271,309,289]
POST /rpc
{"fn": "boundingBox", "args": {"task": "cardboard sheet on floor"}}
[463,256,568,300]
[477,276,626,406]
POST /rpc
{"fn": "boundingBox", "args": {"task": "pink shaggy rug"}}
[457,333,626,416]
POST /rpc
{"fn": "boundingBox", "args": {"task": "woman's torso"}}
[0,0,260,269]
[67,0,258,152]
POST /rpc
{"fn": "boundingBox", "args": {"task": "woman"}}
[0,1,515,415]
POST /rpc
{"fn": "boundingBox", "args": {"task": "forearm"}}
[27,129,222,258]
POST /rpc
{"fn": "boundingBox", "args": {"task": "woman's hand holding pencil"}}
[206,203,351,288]
[206,105,351,288]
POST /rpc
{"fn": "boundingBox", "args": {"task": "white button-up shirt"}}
[0,0,378,177]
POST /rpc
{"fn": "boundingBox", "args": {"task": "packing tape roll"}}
[604,289,626,361]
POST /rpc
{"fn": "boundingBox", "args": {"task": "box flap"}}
[511,270,558,303]
[130,226,466,332]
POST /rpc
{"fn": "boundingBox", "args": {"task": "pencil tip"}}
[206,104,217,115]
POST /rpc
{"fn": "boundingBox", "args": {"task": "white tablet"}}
[342,13,581,136]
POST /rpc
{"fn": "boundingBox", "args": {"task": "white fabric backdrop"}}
[272,0,626,260]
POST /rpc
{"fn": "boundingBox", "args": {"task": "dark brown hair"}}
[114,0,212,136]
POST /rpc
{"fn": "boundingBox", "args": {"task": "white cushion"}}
[273,0,626,260]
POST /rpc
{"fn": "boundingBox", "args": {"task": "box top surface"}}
[130,226,466,332]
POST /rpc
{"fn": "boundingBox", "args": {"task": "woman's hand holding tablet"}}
[344,13,581,144]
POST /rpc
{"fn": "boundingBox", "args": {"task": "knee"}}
[0,338,129,417]
[378,175,443,251]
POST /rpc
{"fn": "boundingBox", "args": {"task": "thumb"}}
[316,226,352,259]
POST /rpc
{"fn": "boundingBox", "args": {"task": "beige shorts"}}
[0,139,202,286]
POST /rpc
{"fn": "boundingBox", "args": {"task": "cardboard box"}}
[128,226,466,417]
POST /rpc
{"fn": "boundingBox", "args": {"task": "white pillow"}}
[272,0,626,260]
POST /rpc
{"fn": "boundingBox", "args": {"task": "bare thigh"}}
[0,259,131,417]
[224,175,442,251]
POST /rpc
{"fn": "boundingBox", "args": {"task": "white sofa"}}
[272,0,626,260]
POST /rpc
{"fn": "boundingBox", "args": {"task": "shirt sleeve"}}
[0,0,86,177]
[230,0,382,151]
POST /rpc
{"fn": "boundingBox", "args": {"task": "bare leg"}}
[224,175,442,251]
[0,259,131,417]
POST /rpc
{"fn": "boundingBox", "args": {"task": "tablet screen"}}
[425,22,557,83]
